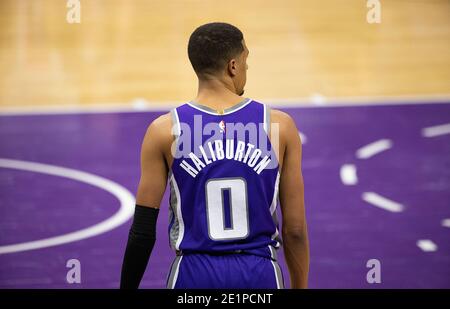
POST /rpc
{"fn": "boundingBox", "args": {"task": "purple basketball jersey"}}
[168,98,281,260]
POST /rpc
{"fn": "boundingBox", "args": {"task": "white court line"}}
[263,94,450,108]
[362,192,404,213]
[0,102,178,116]
[0,158,135,254]
[356,139,392,159]
[0,95,449,116]
[416,240,438,252]
[421,123,450,138]
[340,164,358,185]
[442,219,450,228]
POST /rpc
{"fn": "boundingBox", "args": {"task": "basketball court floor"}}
[0,0,449,288]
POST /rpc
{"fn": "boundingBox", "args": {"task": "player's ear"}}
[228,59,237,77]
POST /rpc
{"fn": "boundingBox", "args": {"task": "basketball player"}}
[120,22,309,289]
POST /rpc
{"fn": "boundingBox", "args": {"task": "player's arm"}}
[120,113,172,289]
[275,110,310,289]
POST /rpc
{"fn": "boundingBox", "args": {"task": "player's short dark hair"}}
[188,22,244,76]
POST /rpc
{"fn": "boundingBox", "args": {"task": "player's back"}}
[167,98,284,288]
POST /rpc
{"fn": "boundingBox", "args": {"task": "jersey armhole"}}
[263,104,271,137]
[170,108,181,160]
[263,104,282,170]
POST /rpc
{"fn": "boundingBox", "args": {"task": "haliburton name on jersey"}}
[178,139,272,178]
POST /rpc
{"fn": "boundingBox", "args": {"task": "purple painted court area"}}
[0,101,449,288]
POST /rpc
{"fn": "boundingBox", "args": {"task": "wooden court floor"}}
[0,0,449,109]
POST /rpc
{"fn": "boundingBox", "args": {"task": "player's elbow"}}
[282,226,307,243]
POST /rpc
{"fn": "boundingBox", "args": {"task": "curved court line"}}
[421,123,450,138]
[0,158,135,254]
[340,164,358,185]
[362,192,404,213]
[416,240,438,252]
[356,139,392,159]
[442,219,450,228]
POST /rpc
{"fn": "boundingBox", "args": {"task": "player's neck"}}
[194,78,244,111]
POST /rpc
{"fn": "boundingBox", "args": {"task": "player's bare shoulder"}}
[270,109,298,133]
[148,112,171,131]
[269,109,301,168]
[146,112,173,140]
[271,108,301,143]
[142,112,174,161]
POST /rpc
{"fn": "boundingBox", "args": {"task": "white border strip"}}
[168,255,183,289]
[170,174,185,251]
[270,260,283,289]
[0,158,135,254]
[269,172,281,215]
[263,104,268,134]
[1,95,449,116]
[186,98,252,116]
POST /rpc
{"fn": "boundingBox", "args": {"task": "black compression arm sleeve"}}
[120,205,159,289]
